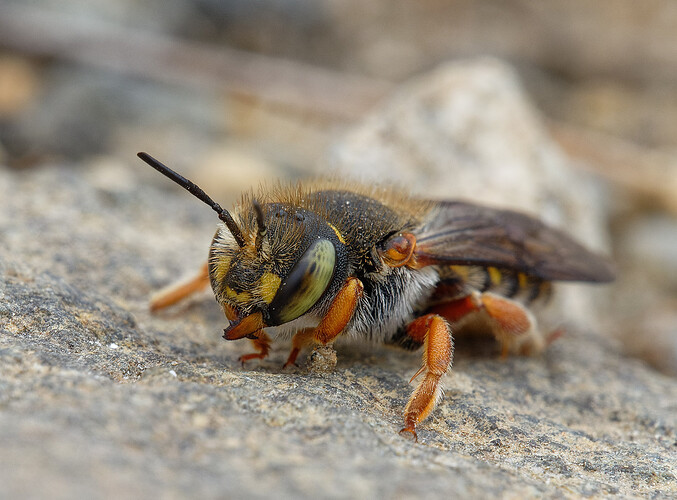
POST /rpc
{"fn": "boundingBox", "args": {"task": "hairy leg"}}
[400,314,453,441]
[150,263,209,311]
[429,291,543,356]
[283,277,363,368]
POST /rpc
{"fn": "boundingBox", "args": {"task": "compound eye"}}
[269,238,335,325]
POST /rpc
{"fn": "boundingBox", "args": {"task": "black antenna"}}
[252,199,267,252]
[137,152,246,248]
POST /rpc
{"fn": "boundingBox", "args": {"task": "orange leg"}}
[480,292,537,356]
[238,330,272,365]
[429,291,541,356]
[428,294,482,323]
[150,263,209,311]
[400,314,453,441]
[283,328,315,368]
[283,277,363,368]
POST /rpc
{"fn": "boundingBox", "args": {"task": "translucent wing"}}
[413,201,615,282]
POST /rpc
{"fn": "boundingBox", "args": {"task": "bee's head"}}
[137,152,340,341]
[209,200,339,340]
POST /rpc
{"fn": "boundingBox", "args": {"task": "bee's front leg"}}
[400,314,453,441]
[283,277,363,368]
[239,331,272,365]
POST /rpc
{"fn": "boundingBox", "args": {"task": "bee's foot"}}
[282,360,299,370]
[238,353,266,367]
[546,327,566,346]
[398,426,418,443]
[283,347,301,370]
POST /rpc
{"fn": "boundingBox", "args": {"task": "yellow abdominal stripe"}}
[487,267,503,286]
[450,265,470,281]
[518,272,529,289]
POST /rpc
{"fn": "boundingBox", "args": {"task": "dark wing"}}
[414,201,615,282]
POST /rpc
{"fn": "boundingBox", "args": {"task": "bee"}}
[138,152,615,440]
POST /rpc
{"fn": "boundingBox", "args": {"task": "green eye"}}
[269,238,336,325]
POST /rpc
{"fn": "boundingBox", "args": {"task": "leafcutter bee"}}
[138,152,615,440]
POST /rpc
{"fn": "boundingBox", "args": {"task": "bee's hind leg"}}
[150,262,210,311]
[429,292,544,357]
[400,314,453,442]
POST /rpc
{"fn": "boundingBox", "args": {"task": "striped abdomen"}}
[434,265,553,305]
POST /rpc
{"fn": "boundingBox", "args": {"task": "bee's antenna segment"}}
[137,152,246,247]
[252,199,267,252]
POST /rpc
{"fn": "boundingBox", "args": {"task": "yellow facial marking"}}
[488,267,503,286]
[214,256,232,283]
[225,286,251,303]
[327,222,346,244]
[259,272,282,304]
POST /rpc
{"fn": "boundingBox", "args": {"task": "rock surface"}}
[2,61,676,498]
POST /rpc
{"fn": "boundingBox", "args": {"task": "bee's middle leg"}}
[283,328,315,368]
[400,314,453,441]
[283,277,363,368]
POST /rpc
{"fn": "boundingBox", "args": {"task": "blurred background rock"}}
[1,2,676,497]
